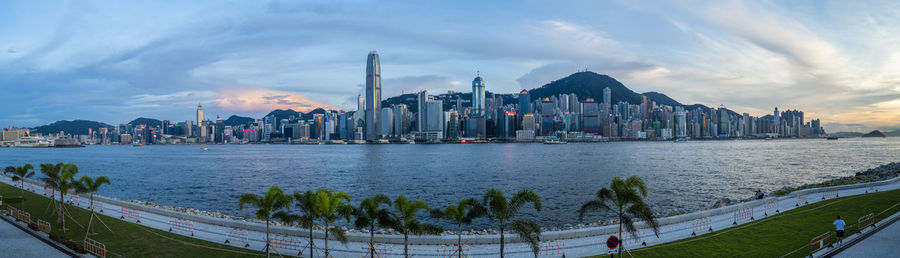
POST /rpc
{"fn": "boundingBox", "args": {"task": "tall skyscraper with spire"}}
[196,104,204,124]
[365,51,382,140]
[471,73,486,116]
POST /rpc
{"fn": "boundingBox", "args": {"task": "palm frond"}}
[577,200,611,221]
[510,219,542,257]
[509,189,542,216]
[329,226,349,244]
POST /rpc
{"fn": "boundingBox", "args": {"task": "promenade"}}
[832,214,900,257]
[0,214,71,257]
[3,175,899,257]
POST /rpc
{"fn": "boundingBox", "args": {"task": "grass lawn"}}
[591,188,900,258]
[1,181,265,257]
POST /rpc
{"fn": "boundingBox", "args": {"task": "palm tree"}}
[482,188,542,258]
[285,190,319,258]
[75,175,111,234]
[311,188,353,257]
[5,164,35,211]
[238,185,293,258]
[386,195,443,258]
[354,194,393,258]
[56,163,80,231]
[578,176,660,258]
[431,198,486,258]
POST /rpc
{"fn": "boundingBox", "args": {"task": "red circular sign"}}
[606,235,619,249]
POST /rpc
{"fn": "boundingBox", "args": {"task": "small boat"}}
[201,146,208,150]
[407,139,415,144]
[543,139,567,144]
[826,137,838,140]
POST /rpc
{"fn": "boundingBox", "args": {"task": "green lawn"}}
[1,181,264,257]
[592,188,900,258]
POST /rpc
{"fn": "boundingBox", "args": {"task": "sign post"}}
[606,235,619,257]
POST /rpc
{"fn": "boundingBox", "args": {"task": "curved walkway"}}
[3,175,899,257]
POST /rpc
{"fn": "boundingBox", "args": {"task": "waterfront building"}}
[365,51,382,140]
[215,117,225,143]
[675,106,687,138]
[425,100,444,137]
[602,87,611,108]
[718,105,729,137]
[522,113,536,132]
[393,104,408,136]
[583,98,600,134]
[381,107,393,137]
[518,90,530,117]
[185,120,193,137]
[472,74,486,116]
[417,90,430,132]
[541,98,555,136]
[446,110,460,139]
[197,104,204,127]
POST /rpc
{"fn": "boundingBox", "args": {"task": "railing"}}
[733,205,754,225]
[272,233,304,254]
[362,243,393,258]
[225,228,250,247]
[857,213,874,233]
[121,207,141,223]
[169,218,194,236]
[538,240,565,257]
[84,238,107,258]
[691,216,712,236]
[808,231,834,256]
[37,219,51,233]
[821,190,838,200]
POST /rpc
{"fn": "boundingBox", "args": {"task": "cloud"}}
[214,87,337,113]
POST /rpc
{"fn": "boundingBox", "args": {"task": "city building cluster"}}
[1,51,826,146]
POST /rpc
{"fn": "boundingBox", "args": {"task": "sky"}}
[2,0,899,132]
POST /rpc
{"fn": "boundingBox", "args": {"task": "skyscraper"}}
[381,107,393,137]
[518,90,530,116]
[196,104,204,126]
[602,87,611,107]
[417,90,429,132]
[471,74,486,116]
[365,51,381,140]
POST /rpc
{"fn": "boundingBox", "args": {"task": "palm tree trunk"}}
[458,224,463,258]
[370,225,376,258]
[500,225,505,258]
[266,219,271,258]
[309,226,314,258]
[618,213,623,258]
[20,188,25,211]
[404,231,409,258]
[324,221,330,257]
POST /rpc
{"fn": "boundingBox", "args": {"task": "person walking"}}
[833,215,846,244]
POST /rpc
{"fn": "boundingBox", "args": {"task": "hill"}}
[128,117,162,126]
[265,109,302,122]
[529,72,642,104]
[30,120,113,135]
[223,115,254,126]
[830,132,864,138]
[862,130,886,137]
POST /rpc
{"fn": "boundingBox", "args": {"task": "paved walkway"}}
[0,216,71,258]
[833,217,900,257]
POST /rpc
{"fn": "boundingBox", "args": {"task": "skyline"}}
[2,1,900,132]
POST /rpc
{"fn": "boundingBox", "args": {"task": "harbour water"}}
[2,138,898,229]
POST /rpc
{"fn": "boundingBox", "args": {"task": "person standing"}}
[834,215,846,244]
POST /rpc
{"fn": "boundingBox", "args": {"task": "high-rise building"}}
[583,98,600,134]
[365,51,382,140]
[675,106,687,138]
[471,74,486,116]
[518,90,530,116]
[197,104,204,126]
[393,104,408,136]
[425,100,444,137]
[541,98,554,136]
[417,90,430,132]
[381,107,393,137]
[718,105,729,137]
[602,87,611,107]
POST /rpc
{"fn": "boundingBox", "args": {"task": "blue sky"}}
[2,0,899,132]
